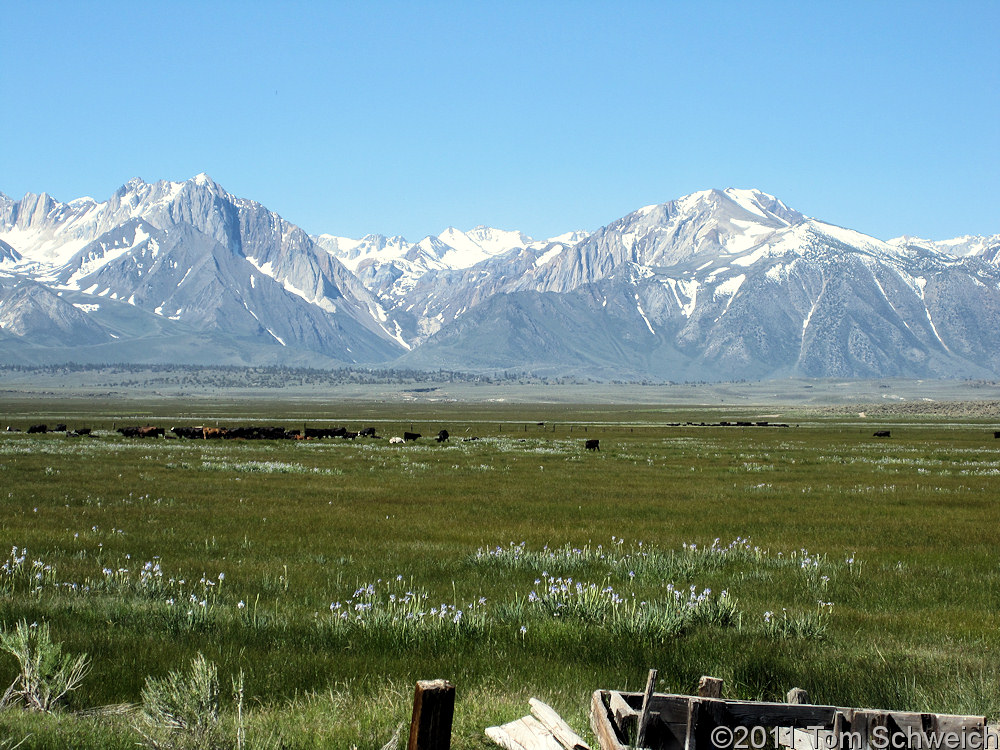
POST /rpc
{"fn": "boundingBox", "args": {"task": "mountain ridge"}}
[1,174,997,380]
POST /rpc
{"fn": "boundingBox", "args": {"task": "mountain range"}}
[1,175,998,380]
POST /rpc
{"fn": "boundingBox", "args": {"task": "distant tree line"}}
[0,363,603,387]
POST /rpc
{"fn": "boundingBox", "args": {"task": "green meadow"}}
[1,399,1000,748]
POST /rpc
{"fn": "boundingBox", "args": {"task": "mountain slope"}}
[0,176,405,363]
[401,192,1000,379]
[0,280,114,347]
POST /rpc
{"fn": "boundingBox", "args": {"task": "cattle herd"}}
[9,422,1000,447]
[114,425,452,442]
[5,423,457,442]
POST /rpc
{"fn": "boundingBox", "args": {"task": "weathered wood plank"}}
[486,726,529,750]
[609,691,639,738]
[776,727,829,750]
[834,711,847,750]
[591,692,629,750]
[615,694,838,727]
[703,698,839,728]
[501,717,563,750]
[851,708,871,750]
[637,669,659,749]
[408,679,455,750]
[529,698,592,750]
[684,698,701,750]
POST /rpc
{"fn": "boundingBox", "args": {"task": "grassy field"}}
[1,399,1000,748]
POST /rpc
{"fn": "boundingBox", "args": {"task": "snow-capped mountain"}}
[0,175,406,363]
[1,176,997,379]
[399,190,1000,379]
[889,234,1000,262]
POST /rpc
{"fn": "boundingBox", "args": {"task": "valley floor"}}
[1,393,1000,748]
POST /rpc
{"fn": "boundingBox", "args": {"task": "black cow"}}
[436,429,449,443]
[873,430,891,438]
[304,426,349,439]
[53,423,68,432]
[585,439,600,451]
[358,427,377,438]
[172,426,204,439]
[994,431,1000,439]
[76,427,92,436]
[403,431,421,441]
[118,426,164,438]
[27,424,48,434]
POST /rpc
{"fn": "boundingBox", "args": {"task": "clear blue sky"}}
[3,1,998,242]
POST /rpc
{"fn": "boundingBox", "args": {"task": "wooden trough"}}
[590,675,999,750]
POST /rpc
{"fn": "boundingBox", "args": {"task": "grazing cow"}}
[994,431,1000,439]
[203,427,225,439]
[389,436,404,444]
[119,426,163,438]
[358,427,377,438]
[304,426,349,439]
[53,424,68,432]
[585,439,600,451]
[27,424,48,434]
[76,427,91,436]
[436,429,449,443]
[172,426,204,439]
[403,431,421,441]
[873,430,891,438]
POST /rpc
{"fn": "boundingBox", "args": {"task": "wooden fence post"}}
[787,687,810,704]
[698,676,723,699]
[408,679,455,750]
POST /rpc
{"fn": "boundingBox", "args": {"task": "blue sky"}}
[3,1,998,242]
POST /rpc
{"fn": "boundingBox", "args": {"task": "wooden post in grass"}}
[636,668,658,748]
[787,687,809,704]
[698,676,723,698]
[408,679,455,750]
